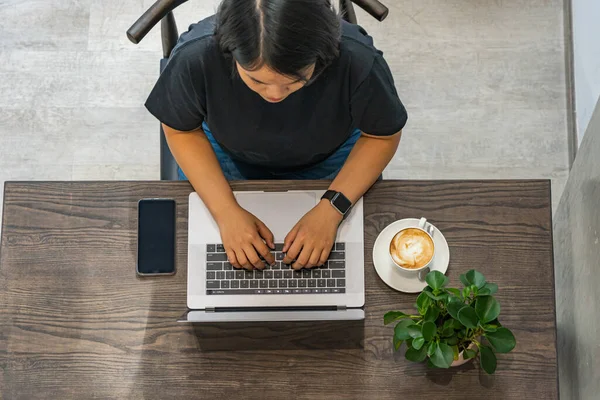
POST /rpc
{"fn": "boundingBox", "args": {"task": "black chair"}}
[127,0,389,181]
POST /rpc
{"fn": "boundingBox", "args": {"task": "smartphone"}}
[137,198,176,276]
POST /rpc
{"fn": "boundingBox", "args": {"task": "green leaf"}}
[393,336,403,351]
[469,284,479,294]
[485,328,516,353]
[384,311,409,325]
[484,282,498,294]
[430,342,454,368]
[405,344,428,362]
[465,270,486,289]
[446,288,462,298]
[427,359,435,368]
[475,296,501,324]
[480,345,497,374]
[477,288,491,296]
[424,290,443,301]
[426,270,448,290]
[442,327,455,337]
[442,319,454,330]
[421,321,436,341]
[447,301,467,320]
[440,319,455,337]
[459,274,470,287]
[462,287,470,299]
[445,335,458,346]
[416,292,432,315]
[412,336,425,350]
[407,325,423,339]
[423,307,439,322]
[452,345,460,361]
[427,341,436,357]
[394,320,417,340]
[452,319,464,329]
[484,318,501,332]
[463,348,477,360]
[449,293,464,303]
[457,306,479,329]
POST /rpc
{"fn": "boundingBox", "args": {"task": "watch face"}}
[332,193,352,214]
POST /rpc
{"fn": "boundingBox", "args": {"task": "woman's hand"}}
[216,205,275,270]
[282,200,343,269]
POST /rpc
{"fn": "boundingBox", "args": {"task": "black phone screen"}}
[137,199,176,275]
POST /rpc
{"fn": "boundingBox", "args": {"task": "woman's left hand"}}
[282,200,343,269]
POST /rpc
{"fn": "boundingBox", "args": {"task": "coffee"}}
[389,227,435,270]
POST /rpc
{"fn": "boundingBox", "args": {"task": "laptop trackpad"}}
[234,192,317,240]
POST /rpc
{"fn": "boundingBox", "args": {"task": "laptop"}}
[183,190,365,322]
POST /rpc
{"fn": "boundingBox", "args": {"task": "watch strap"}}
[321,190,337,202]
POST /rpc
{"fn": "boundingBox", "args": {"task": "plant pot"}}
[451,342,478,367]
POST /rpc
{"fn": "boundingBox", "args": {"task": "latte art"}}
[389,228,435,269]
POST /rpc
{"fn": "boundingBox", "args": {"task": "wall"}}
[553,97,600,399]
[572,0,600,142]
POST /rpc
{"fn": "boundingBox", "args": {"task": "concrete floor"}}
[0,0,569,222]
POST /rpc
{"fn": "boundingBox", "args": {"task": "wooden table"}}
[0,180,557,399]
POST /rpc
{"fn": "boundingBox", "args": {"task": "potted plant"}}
[384,270,516,374]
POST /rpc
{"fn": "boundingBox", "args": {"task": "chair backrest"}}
[127,0,389,52]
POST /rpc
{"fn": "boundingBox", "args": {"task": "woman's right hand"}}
[216,205,275,270]
[161,124,275,269]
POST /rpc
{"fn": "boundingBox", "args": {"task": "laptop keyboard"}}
[205,243,346,295]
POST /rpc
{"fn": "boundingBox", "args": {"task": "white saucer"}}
[373,218,450,293]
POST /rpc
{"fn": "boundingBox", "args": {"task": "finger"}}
[319,248,330,267]
[253,239,274,266]
[243,245,264,270]
[308,248,321,269]
[283,236,303,266]
[283,225,299,253]
[293,245,312,270]
[255,219,275,250]
[235,248,252,270]
[226,249,240,269]
[285,239,303,267]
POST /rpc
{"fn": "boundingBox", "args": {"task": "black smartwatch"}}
[321,190,353,218]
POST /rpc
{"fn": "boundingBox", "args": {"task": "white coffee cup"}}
[389,217,436,273]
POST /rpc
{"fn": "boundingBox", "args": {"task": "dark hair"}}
[215,0,341,82]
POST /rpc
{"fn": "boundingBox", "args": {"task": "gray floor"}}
[0,0,569,224]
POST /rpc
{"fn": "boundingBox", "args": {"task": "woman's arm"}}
[329,131,402,203]
[163,123,276,269]
[163,123,236,220]
[283,131,402,269]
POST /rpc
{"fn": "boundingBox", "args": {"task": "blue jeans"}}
[178,122,362,180]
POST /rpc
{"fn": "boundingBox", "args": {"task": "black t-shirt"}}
[145,16,407,172]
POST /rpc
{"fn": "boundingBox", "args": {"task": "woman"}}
[145,0,407,271]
